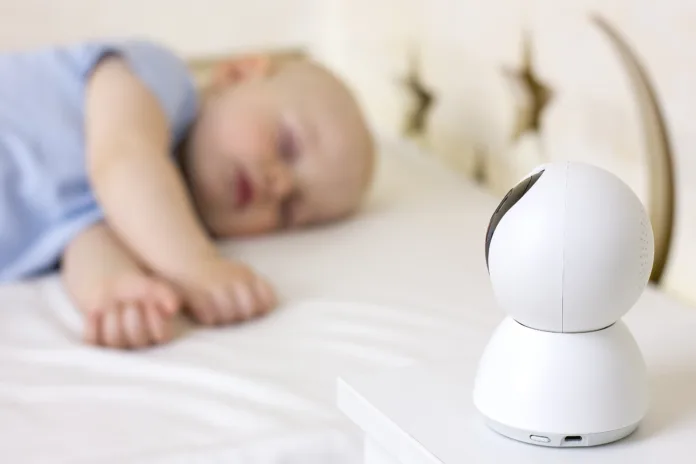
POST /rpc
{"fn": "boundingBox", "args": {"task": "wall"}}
[0,0,317,56]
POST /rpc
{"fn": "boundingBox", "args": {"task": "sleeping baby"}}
[0,40,375,349]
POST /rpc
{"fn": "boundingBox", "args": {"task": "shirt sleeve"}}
[68,39,199,147]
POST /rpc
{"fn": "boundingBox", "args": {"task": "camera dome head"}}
[485,161,654,333]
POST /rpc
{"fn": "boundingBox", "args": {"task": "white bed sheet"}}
[0,137,693,463]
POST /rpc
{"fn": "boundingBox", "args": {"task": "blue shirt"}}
[0,40,198,281]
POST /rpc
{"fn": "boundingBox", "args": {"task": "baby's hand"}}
[173,257,277,326]
[84,273,180,349]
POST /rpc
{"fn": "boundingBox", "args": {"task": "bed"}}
[0,136,503,463]
[1,1,696,463]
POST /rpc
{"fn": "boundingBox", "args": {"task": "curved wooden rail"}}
[591,14,676,283]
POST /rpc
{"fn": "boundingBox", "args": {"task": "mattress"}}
[0,137,692,463]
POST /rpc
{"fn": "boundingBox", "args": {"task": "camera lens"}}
[485,169,545,270]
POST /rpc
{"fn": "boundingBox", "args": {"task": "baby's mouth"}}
[235,169,255,209]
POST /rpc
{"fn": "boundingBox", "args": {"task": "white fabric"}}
[0,137,664,463]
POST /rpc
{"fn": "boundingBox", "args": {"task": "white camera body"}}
[473,161,653,447]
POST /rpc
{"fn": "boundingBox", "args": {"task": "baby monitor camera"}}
[473,161,653,447]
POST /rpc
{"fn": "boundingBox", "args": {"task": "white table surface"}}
[337,285,696,463]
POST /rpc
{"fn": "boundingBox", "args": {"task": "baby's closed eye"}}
[278,126,296,162]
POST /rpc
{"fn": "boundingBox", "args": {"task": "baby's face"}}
[184,57,374,238]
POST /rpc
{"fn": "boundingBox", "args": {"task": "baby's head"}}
[181,54,375,237]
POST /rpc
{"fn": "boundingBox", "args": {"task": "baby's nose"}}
[265,164,294,199]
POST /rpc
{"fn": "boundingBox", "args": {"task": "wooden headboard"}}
[2,0,693,305]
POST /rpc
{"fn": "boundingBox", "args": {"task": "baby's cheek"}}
[230,122,278,163]
[198,174,229,217]
[229,207,280,237]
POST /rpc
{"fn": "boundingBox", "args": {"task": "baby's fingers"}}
[231,277,275,321]
[84,312,101,345]
[122,304,149,349]
[150,282,180,316]
[145,304,168,343]
[232,282,256,321]
[186,292,219,326]
[102,307,125,348]
[254,277,277,314]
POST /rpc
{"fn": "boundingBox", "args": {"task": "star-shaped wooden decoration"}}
[504,31,554,141]
[401,50,436,136]
[470,145,489,185]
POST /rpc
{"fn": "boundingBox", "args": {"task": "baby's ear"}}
[210,55,272,87]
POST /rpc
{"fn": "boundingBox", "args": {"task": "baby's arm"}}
[62,222,179,349]
[86,56,216,277]
[85,56,276,325]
